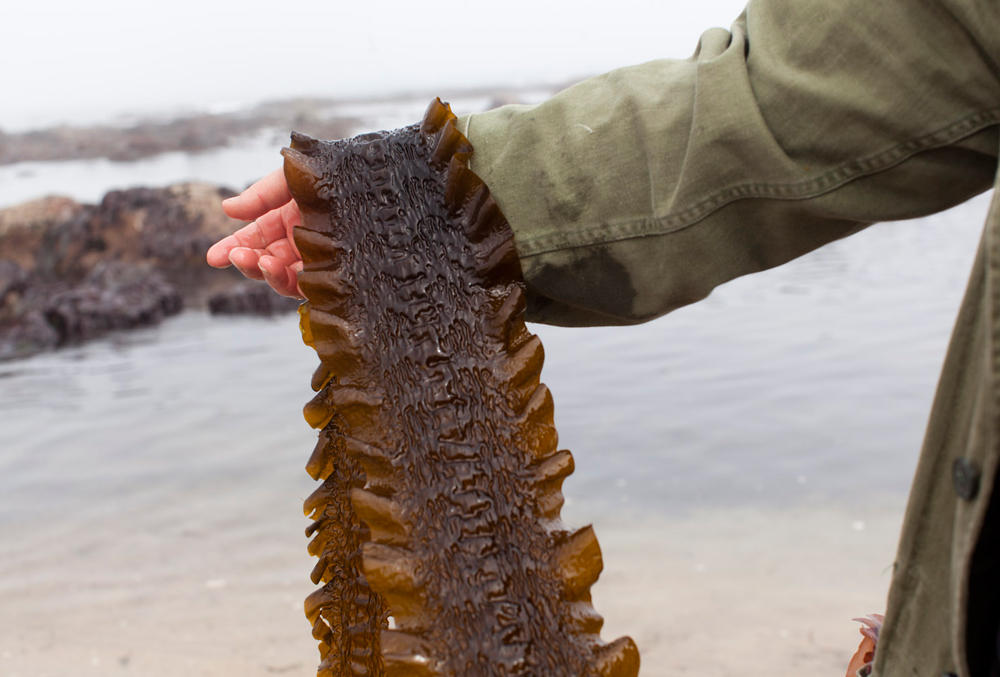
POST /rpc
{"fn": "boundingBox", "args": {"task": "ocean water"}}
[0,95,505,209]
[0,190,989,526]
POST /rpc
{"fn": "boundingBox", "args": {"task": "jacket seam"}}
[515,107,1000,258]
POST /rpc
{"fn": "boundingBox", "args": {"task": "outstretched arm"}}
[460,0,1000,326]
[208,0,1000,323]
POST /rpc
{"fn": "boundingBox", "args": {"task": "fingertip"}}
[228,247,265,281]
[229,246,253,267]
[206,241,231,268]
[258,253,276,275]
[258,254,291,295]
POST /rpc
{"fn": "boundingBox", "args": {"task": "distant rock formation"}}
[0,104,358,165]
[0,87,571,167]
[0,183,293,360]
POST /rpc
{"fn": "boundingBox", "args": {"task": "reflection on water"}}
[0,191,990,527]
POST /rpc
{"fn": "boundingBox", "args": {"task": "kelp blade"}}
[288,98,639,677]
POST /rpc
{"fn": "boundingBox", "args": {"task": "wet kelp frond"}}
[289,98,639,677]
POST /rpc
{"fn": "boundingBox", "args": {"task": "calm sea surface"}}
[0,184,990,526]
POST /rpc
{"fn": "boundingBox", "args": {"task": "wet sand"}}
[1,496,899,677]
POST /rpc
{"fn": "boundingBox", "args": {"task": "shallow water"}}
[0,192,989,527]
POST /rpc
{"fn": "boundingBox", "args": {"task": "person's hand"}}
[207,168,304,298]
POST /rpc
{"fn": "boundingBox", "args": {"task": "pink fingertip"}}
[228,248,252,267]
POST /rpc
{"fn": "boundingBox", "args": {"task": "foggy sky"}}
[1,0,747,131]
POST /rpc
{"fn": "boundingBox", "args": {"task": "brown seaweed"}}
[301,405,388,676]
[287,99,640,677]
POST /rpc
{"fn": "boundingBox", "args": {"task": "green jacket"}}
[458,0,1000,675]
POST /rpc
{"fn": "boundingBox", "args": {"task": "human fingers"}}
[255,199,302,257]
[264,237,300,269]
[221,168,292,221]
[206,211,293,268]
[227,247,265,281]
[259,255,304,298]
[260,236,302,296]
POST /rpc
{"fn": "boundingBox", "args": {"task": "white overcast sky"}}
[0,0,748,131]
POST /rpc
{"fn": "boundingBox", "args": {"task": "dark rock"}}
[0,182,292,360]
[43,262,182,345]
[1,183,245,300]
[208,281,301,316]
[0,259,27,298]
[0,259,29,329]
[0,196,85,272]
[0,311,60,360]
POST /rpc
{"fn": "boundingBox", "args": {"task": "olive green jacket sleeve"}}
[458,0,1000,328]
[458,2,1000,677]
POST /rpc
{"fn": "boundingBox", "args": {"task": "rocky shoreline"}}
[0,87,568,361]
[0,88,545,166]
[0,98,359,166]
[0,183,298,361]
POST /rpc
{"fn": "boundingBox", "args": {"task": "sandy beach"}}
[1,492,900,677]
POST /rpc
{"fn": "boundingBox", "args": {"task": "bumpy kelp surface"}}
[286,98,640,677]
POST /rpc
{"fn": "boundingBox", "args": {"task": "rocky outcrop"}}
[0,183,291,360]
[208,282,301,316]
[0,105,358,165]
[44,262,183,344]
[0,88,574,167]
